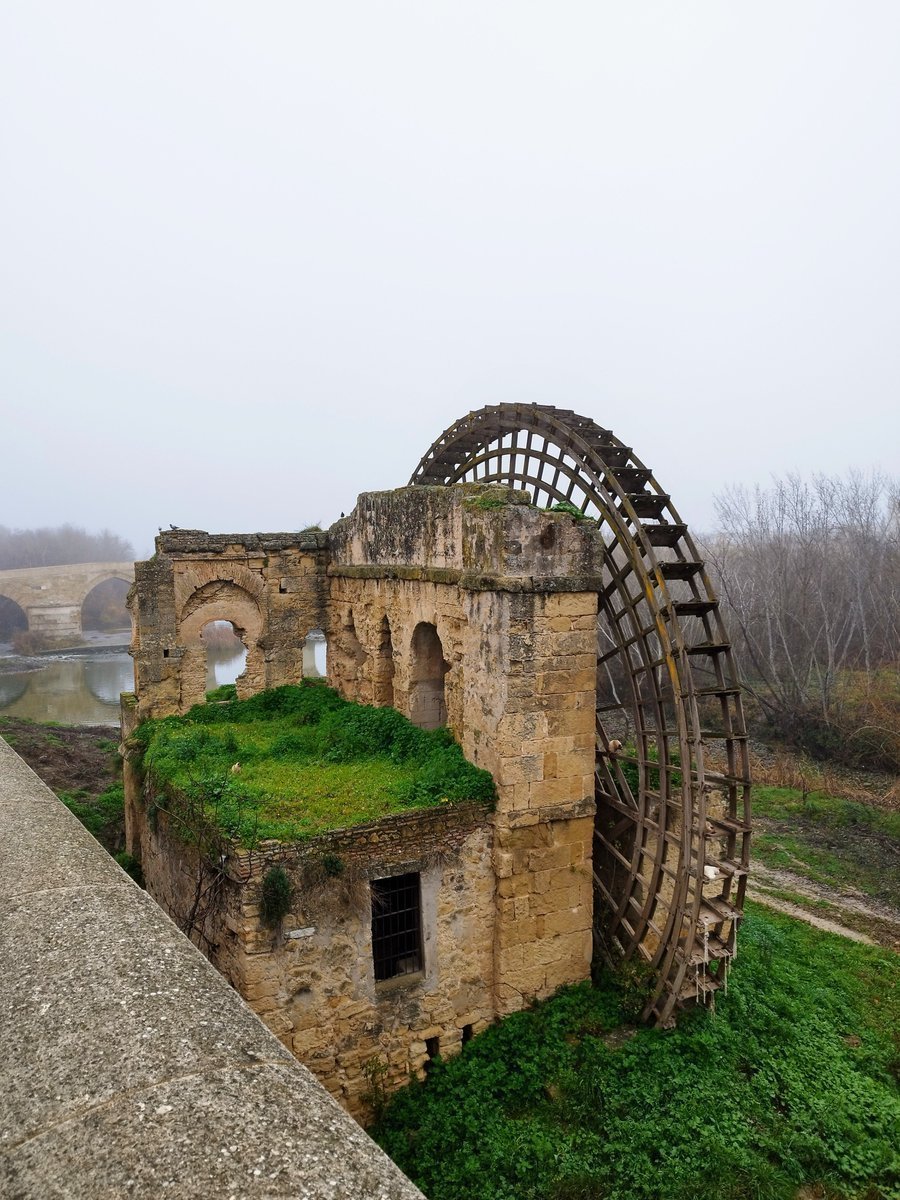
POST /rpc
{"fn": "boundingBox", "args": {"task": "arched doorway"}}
[201,620,248,692]
[409,622,447,729]
[177,580,264,710]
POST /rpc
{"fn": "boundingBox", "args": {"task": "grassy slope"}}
[375,906,900,1200]
[134,683,495,844]
[0,715,125,852]
[752,786,900,904]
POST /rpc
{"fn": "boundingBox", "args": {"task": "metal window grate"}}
[371,873,423,981]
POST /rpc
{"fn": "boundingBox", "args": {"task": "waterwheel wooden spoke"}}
[411,403,751,1025]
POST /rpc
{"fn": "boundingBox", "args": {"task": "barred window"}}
[371,873,423,982]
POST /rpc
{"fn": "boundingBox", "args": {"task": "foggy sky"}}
[2,2,898,560]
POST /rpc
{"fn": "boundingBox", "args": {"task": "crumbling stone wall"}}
[125,484,606,1111]
[127,792,495,1118]
[326,487,602,1013]
[129,531,328,718]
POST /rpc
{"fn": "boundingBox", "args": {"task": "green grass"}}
[134,682,496,845]
[752,786,900,840]
[751,786,900,903]
[545,500,592,521]
[375,905,900,1200]
[59,782,125,842]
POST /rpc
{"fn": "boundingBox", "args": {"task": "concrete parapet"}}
[0,736,423,1200]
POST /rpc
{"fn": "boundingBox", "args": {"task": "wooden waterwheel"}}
[410,404,751,1025]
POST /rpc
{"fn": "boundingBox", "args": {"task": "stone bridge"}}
[0,562,134,643]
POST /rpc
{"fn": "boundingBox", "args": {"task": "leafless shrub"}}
[702,470,900,767]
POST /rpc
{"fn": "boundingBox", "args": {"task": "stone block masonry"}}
[129,788,497,1119]
[125,483,606,1116]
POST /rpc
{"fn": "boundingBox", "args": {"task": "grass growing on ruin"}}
[374,904,900,1200]
[133,682,495,844]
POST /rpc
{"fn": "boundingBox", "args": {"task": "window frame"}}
[370,871,425,987]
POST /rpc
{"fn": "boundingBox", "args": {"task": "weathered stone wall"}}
[327,488,602,1014]
[127,783,495,1119]
[129,531,328,718]
[125,484,606,1112]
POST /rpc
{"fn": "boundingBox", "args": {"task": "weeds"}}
[545,501,591,522]
[374,906,900,1200]
[59,782,124,846]
[134,683,495,844]
[260,866,293,926]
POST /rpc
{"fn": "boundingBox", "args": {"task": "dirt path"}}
[749,859,900,949]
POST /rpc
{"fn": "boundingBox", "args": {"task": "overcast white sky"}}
[2,2,898,558]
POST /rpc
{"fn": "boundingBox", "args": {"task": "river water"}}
[0,643,249,727]
[0,632,328,727]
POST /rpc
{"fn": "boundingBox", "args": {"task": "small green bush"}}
[322,853,345,877]
[260,866,293,926]
[114,851,144,886]
[546,501,591,521]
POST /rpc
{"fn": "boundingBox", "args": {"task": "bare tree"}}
[703,470,900,761]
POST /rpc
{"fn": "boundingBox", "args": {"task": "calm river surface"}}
[0,644,248,727]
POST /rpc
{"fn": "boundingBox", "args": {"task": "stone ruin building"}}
[122,404,751,1117]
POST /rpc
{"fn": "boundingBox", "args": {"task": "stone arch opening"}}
[374,616,395,707]
[302,628,328,679]
[201,620,249,692]
[345,612,369,671]
[409,622,447,729]
[178,580,264,710]
[81,577,131,632]
[0,594,28,643]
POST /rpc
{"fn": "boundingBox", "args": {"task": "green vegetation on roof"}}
[375,904,900,1200]
[545,500,592,521]
[133,683,495,846]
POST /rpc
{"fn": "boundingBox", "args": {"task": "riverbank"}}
[0,716,124,853]
[0,629,131,674]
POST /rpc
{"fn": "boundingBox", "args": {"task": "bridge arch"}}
[0,594,29,640]
[0,562,135,644]
[411,403,751,1026]
[81,576,132,633]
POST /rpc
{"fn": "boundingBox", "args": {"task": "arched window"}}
[409,622,447,729]
[374,616,395,707]
[302,628,328,679]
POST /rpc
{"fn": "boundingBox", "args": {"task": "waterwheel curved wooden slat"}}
[410,403,751,1025]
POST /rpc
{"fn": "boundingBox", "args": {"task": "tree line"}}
[0,524,134,571]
